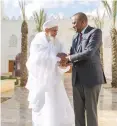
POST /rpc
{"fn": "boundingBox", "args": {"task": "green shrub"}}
[0,75,16,80]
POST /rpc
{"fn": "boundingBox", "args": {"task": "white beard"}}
[50,36,56,43]
[47,34,57,44]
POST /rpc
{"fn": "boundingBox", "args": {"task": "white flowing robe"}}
[26,32,75,126]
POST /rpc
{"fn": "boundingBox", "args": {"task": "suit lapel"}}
[72,33,82,53]
[81,26,94,50]
[84,25,93,34]
[72,26,94,53]
[72,33,78,48]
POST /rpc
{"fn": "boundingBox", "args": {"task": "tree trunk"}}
[20,20,28,86]
[111,28,117,88]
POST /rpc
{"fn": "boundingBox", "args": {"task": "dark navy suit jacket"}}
[70,26,106,87]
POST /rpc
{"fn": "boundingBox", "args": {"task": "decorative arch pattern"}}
[9,34,17,47]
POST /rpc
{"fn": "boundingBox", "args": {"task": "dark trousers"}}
[73,83,101,126]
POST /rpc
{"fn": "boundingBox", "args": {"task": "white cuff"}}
[68,56,71,61]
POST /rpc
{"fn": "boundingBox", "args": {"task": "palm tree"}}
[102,0,117,88]
[33,9,46,32]
[19,0,28,86]
[93,10,105,29]
[92,10,105,68]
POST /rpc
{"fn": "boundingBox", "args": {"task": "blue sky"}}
[3,0,102,19]
[46,1,99,17]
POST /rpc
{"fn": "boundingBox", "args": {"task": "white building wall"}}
[1,19,76,74]
[1,19,35,73]
[1,17,116,80]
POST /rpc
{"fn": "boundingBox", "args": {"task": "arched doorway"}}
[13,53,21,77]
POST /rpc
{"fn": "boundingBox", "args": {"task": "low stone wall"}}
[0,79,16,93]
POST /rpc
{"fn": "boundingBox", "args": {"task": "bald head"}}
[71,12,88,32]
[73,12,88,22]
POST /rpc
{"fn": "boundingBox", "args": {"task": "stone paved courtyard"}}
[1,74,117,126]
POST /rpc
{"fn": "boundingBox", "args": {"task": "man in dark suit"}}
[64,12,106,126]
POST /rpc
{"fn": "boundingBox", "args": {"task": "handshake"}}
[56,53,70,68]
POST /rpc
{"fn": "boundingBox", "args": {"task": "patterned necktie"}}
[79,32,82,42]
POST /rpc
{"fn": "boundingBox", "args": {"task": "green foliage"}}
[33,9,46,32]
[102,0,117,27]
[0,76,16,80]
[92,9,105,29]
[18,0,26,20]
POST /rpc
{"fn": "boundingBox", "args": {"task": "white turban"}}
[43,20,58,31]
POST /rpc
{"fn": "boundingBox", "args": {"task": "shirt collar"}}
[81,25,88,34]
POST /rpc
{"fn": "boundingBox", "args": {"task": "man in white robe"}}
[26,20,75,126]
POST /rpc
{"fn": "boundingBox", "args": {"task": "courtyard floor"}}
[1,74,117,126]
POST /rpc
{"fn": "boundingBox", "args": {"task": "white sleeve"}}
[26,34,63,112]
